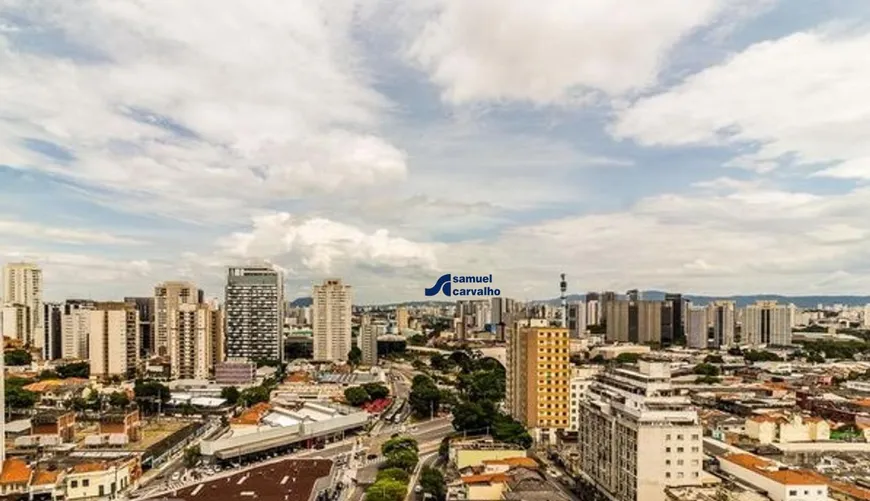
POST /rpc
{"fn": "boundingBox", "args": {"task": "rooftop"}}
[0,459,32,485]
[722,454,827,487]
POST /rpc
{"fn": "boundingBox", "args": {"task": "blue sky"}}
[2,0,870,303]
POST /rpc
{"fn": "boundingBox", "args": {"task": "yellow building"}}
[506,326,570,443]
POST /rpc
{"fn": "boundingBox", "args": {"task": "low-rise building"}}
[719,453,827,501]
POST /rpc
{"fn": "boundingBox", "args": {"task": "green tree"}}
[420,467,446,501]
[366,479,407,501]
[184,445,201,468]
[615,353,642,364]
[704,354,724,364]
[348,346,363,366]
[239,386,270,406]
[221,386,240,405]
[409,374,441,418]
[695,375,720,385]
[344,386,371,407]
[4,349,32,366]
[429,354,450,372]
[382,436,419,455]
[385,448,419,472]
[57,361,90,379]
[38,369,59,380]
[108,391,130,408]
[362,383,390,400]
[6,386,37,408]
[408,334,427,346]
[693,363,720,377]
[744,350,782,363]
[376,468,410,483]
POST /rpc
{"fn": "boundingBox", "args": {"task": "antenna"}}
[560,273,567,328]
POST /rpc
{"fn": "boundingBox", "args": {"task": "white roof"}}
[4,419,32,434]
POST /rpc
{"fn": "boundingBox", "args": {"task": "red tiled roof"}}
[0,459,32,485]
[462,473,509,484]
[722,454,827,486]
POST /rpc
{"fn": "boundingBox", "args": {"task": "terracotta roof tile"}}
[462,473,509,484]
[482,457,537,468]
[32,470,60,486]
[0,459,33,485]
[722,454,827,487]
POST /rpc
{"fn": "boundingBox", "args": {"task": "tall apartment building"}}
[312,279,352,362]
[395,307,409,332]
[2,262,44,352]
[359,314,378,366]
[88,302,140,379]
[455,300,471,341]
[662,293,685,345]
[686,306,709,349]
[568,366,601,433]
[61,300,94,359]
[708,301,736,348]
[586,299,601,326]
[743,301,792,347]
[506,326,570,444]
[225,267,284,363]
[578,361,704,501]
[566,301,587,339]
[172,303,221,379]
[1,304,30,343]
[606,300,663,345]
[124,297,154,357]
[153,282,202,357]
[44,303,63,360]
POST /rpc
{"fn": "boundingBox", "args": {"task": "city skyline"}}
[4,3,870,303]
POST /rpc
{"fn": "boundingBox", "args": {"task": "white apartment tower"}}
[225,267,284,363]
[88,302,140,379]
[172,303,221,379]
[578,361,704,501]
[61,300,94,359]
[154,281,202,357]
[2,262,44,352]
[707,301,735,348]
[312,279,353,362]
[743,301,792,347]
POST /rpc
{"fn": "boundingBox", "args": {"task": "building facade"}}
[685,306,708,349]
[708,301,736,348]
[88,302,140,379]
[171,303,221,379]
[566,301,587,339]
[61,300,94,360]
[225,267,284,363]
[153,281,202,358]
[743,301,792,347]
[359,315,378,366]
[124,297,154,357]
[43,303,63,360]
[1,263,44,353]
[506,326,570,443]
[312,279,352,362]
[606,299,663,345]
[578,361,704,501]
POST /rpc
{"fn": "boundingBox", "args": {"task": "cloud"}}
[0,218,142,245]
[217,212,439,275]
[403,0,759,105]
[0,0,406,221]
[612,29,870,177]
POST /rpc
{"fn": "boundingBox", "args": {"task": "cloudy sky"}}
[2,0,870,303]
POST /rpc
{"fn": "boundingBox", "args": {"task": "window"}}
[665,460,671,466]
[789,490,797,496]
[677,447,684,453]
[677,434,683,440]
[691,434,699,440]
[677,460,684,466]
[665,447,671,453]
[665,473,671,479]
[666,434,671,440]
[71,481,78,488]
[677,472,684,479]
[691,447,699,453]
[83,480,90,487]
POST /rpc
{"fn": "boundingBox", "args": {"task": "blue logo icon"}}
[424,273,500,297]
[425,274,452,297]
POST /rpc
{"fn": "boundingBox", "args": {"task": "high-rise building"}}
[599,291,617,324]
[864,304,870,329]
[312,279,352,362]
[153,282,202,358]
[578,361,704,501]
[686,306,708,349]
[662,293,685,345]
[225,267,284,363]
[395,307,409,333]
[708,301,735,348]
[2,262,43,353]
[586,299,601,326]
[506,326,570,444]
[606,300,662,344]
[61,300,94,359]
[172,303,221,379]
[88,302,140,379]
[44,303,63,360]
[455,300,472,341]
[125,297,154,357]
[566,301,587,339]
[359,315,378,366]
[1,304,30,344]
[743,301,792,347]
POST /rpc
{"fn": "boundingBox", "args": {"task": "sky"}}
[3,0,870,303]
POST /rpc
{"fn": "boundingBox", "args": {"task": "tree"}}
[134,379,170,413]
[4,349,32,366]
[695,375,720,385]
[693,363,720,377]
[184,445,201,468]
[108,391,131,408]
[366,479,407,501]
[385,448,419,472]
[382,436,419,456]
[408,334,427,346]
[615,353,642,364]
[239,386,270,406]
[704,354,724,364]
[57,361,90,379]
[362,383,390,400]
[409,375,441,418]
[38,369,59,380]
[420,467,446,501]
[430,354,450,372]
[221,386,240,405]
[345,386,371,407]
[376,468,410,483]
[348,346,363,366]
[744,350,782,363]
[5,384,37,409]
